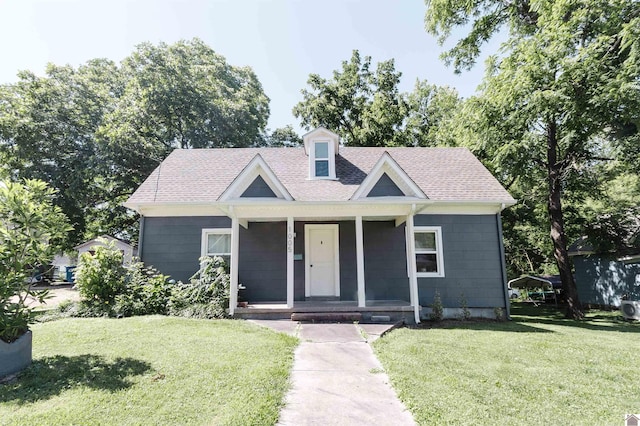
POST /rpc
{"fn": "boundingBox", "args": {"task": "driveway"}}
[251,320,416,426]
[14,285,80,309]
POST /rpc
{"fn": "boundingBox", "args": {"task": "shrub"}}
[114,261,172,317]
[0,179,71,343]
[459,292,471,320]
[169,256,230,319]
[74,239,126,313]
[430,290,444,322]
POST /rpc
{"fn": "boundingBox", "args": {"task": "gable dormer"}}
[218,154,293,201]
[351,151,427,200]
[303,127,340,180]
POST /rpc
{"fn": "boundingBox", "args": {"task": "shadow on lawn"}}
[510,303,640,333]
[419,320,555,333]
[0,354,152,403]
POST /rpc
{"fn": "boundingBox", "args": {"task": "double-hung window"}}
[314,141,330,177]
[202,229,232,264]
[414,226,444,277]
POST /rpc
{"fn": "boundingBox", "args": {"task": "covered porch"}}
[224,201,425,323]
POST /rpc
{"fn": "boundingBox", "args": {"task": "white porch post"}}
[355,215,366,307]
[287,217,294,308]
[406,213,421,324]
[229,216,240,316]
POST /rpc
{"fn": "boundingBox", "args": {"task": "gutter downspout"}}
[497,206,511,320]
[137,216,145,261]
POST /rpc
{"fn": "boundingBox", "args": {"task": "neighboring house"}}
[569,236,640,307]
[75,235,136,265]
[124,128,515,323]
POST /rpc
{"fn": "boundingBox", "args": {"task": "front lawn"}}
[0,317,297,425]
[374,304,640,425]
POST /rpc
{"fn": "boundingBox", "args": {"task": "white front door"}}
[305,224,340,297]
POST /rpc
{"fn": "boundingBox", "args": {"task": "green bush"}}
[430,290,444,322]
[0,179,71,343]
[74,240,126,312]
[114,262,172,317]
[169,256,230,319]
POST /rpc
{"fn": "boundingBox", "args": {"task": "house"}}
[124,128,515,323]
[569,236,640,307]
[75,235,136,265]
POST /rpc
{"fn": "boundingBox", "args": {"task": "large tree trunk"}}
[546,121,584,319]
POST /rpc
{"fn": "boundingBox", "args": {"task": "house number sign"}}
[287,225,294,253]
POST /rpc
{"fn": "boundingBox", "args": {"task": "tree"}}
[0,39,271,248]
[0,180,71,342]
[293,50,461,147]
[425,0,640,318]
[259,125,303,147]
[0,60,123,246]
[294,50,407,146]
[404,80,460,147]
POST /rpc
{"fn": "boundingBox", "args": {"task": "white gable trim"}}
[351,152,427,200]
[218,154,293,201]
[302,127,340,155]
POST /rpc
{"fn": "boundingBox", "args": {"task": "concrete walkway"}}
[250,320,415,426]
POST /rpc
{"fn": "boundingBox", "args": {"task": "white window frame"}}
[309,140,336,179]
[201,228,232,260]
[414,226,445,278]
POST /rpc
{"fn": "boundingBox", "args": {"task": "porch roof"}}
[126,146,515,206]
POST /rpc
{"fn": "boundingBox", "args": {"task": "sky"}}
[0,0,497,133]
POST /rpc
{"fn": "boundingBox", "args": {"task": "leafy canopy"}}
[0,38,272,248]
[293,50,460,147]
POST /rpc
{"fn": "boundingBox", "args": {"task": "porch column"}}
[287,217,294,308]
[355,215,366,307]
[406,213,421,324]
[229,216,240,316]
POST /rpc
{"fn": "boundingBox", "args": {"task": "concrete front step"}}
[291,312,362,322]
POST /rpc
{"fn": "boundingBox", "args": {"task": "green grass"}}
[0,316,298,425]
[374,303,640,425]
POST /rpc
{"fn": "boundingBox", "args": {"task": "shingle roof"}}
[126,147,514,204]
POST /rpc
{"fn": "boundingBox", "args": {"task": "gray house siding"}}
[141,216,231,282]
[573,255,640,306]
[141,214,506,309]
[367,173,404,197]
[241,175,277,198]
[239,222,286,302]
[414,214,506,309]
[363,221,410,301]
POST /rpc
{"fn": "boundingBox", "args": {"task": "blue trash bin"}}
[65,266,76,283]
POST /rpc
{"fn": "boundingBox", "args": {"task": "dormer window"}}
[303,127,340,180]
[314,141,330,177]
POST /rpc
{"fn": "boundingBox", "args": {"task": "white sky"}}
[0,0,497,132]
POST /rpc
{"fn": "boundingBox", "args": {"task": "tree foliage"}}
[259,125,303,147]
[0,39,271,248]
[293,50,460,147]
[426,0,640,317]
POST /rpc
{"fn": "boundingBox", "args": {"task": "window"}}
[314,141,330,177]
[201,229,231,263]
[414,227,444,277]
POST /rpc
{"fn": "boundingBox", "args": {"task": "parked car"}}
[508,287,521,299]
